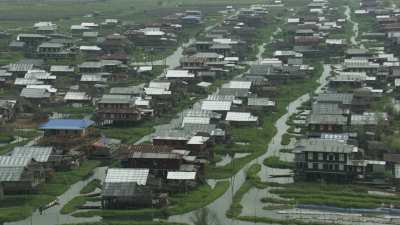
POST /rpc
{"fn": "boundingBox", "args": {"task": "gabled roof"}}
[104,168,149,185]
[0,156,31,167]
[20,88,51,99]
[201,100,232,111]
[40,119,94,130]
[295,138,358,153]
[12,146,53,162]
[0,167,25,182]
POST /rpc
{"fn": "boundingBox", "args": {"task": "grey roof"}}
[0,70,12,77]
[248,97,275,107]
[0,167,25,182]
[7,63,34,72]
[110,86,144,95]
[38,42,63,48]
[79,61,103,68]
[308,114,348,125]
[219,88,249,97]
[50,65,74,73]
[312,103,346,115]
[153,129,191,140]
[295,138,358,153]
[316,93,353,105]
[98,94,133,104]
[20,88,51,99]
[346,48,369,55]
[12,146,53,162]
[103,182,139,197]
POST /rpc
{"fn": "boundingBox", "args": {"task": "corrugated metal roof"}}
[64,92,90,101]
[182,117,210,126]
[295,139,357,153]
[201,100,232,111]
[12,146,53,162]
[20,88,51,99]
[0,156,31,167]
[0,167,25,181]
[105,168,149,185]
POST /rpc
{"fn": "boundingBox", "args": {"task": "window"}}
[308,152,313,160]
[334,164,339,171]
[318,153,323,161]
[308,163,313,169]
[339,164,344,171]
[339,154,344,162]
[318,163,323,170]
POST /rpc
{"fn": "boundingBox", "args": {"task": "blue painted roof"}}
[40,119,95,130]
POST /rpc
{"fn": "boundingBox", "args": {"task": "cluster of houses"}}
[292,0,400,186]
[0,3,280,210]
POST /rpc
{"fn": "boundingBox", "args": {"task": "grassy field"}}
[72,181,229,218]
[270,182,400,209]
[0,0,264,30]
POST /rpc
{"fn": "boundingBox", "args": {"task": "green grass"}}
[80,179,101,194]
[73,181,229,218]
[100,123,155,144]
[0,134,14,143]
[263,156,294,169]
[167,181,229,215]
[281,133,292,145]
[270,182,400,209]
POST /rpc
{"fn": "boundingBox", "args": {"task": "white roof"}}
[25,70,56,80]
[137,66,152,73]
[64,92,90,101]
[80,46,101,51]
[81,22,98,27]
[226,80,252,89]
[197,81,212,88]
[201,100,232,111]
[149,81,171,90]
[225,112,258,122]
[167,171,196,180]
[187,136,210,145]
[144,87,171,95]
[104,168,149,185]
[288,18,300,23]
[224,57,239,62]
[141,27,165,36]
[50,65,74,73]
[14,78,44,86]
[26,85,57,93]
[81,74,107,82]
[165,69,195,78]
[71,25,89,30]
[182,117,210,126]
[213,38,238,45]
